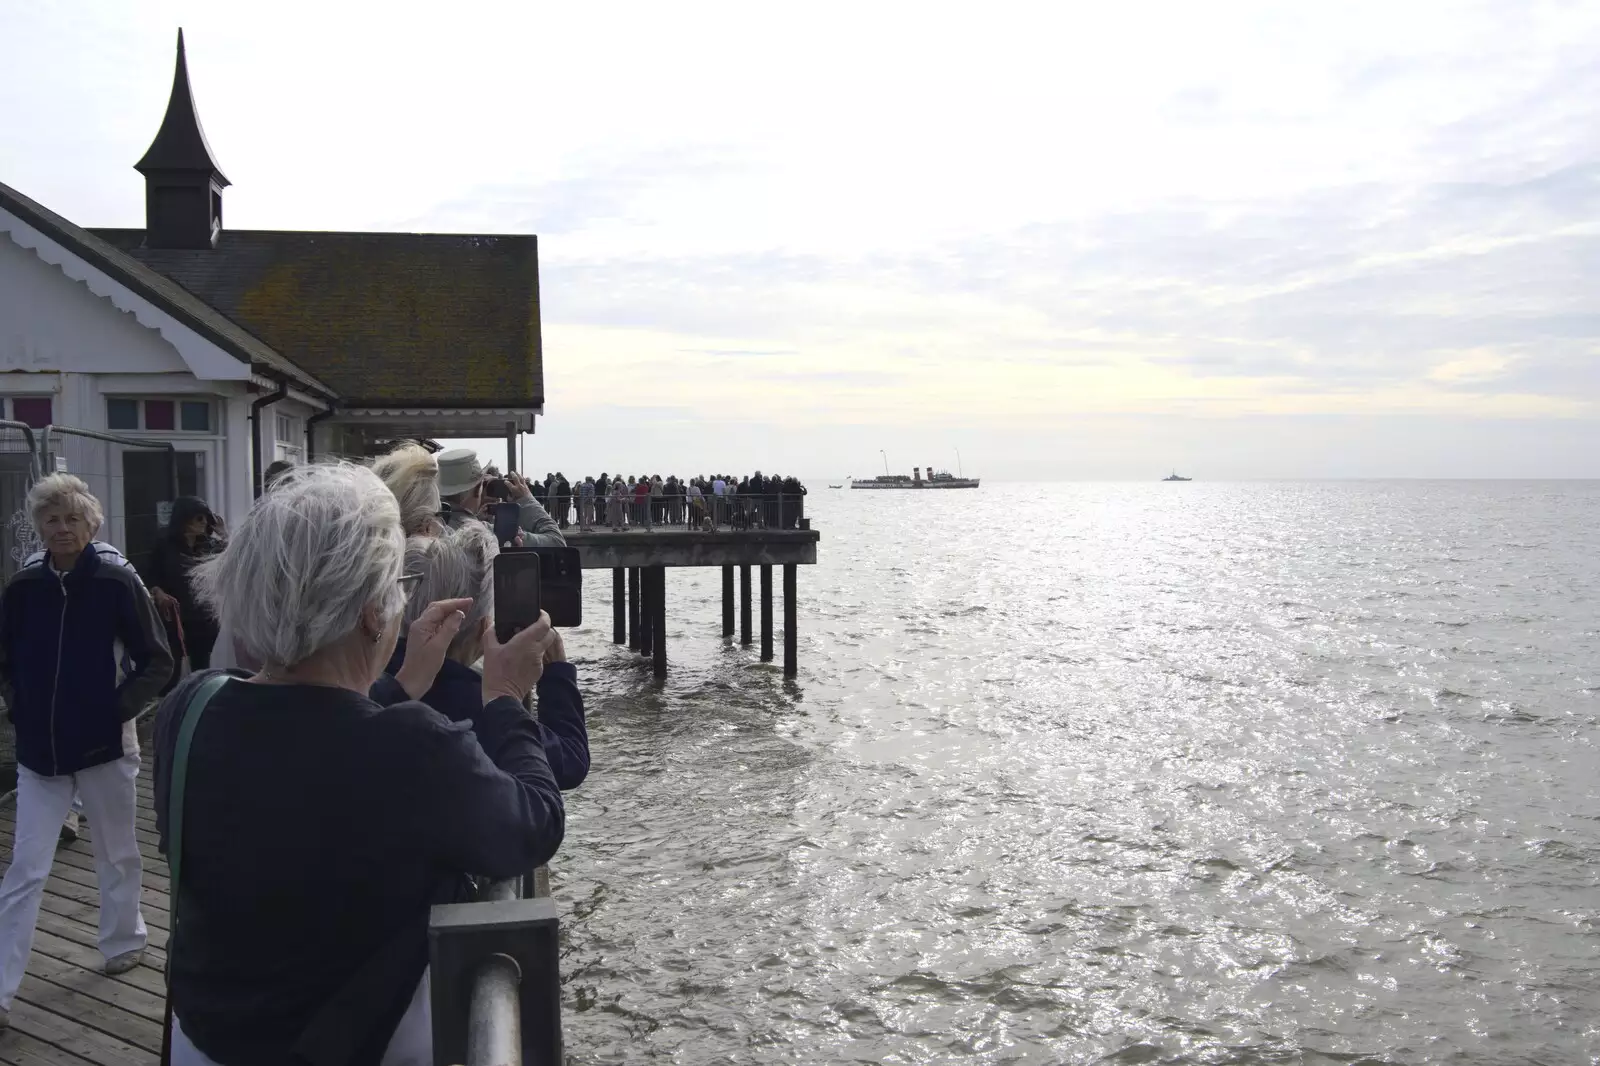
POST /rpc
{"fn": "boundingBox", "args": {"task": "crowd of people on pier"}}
[0,442,590,1062]
[519,471,809,532]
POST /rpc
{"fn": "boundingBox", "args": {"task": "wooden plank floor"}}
[0,775,167,1066]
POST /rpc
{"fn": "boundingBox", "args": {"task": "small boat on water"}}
[828,484,843,489]
[1163,471,1192,482]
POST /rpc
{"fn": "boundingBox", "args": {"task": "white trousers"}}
[0,753,147,1009]
[171,970,432,1066]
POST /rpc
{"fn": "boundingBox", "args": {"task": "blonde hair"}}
[371,443,442,536]
[27,473,104,533]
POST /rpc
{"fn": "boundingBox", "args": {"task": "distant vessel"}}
[828,483,843,489]
[1163,471,1192,482]
[852,466,980,490]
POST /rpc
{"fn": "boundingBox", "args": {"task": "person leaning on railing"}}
[385,523,589,790]
[151,462,565,1066]
[0,474,173,1029]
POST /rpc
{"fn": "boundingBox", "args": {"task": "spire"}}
[135,29,229,186]
[136,29,229,249]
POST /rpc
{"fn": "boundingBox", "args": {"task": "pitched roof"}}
[135,29,229,186]
[0,180,328,393]
[92,228,545,408]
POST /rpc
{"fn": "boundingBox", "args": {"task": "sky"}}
[2,0,1598,479]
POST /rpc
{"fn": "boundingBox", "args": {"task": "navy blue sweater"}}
[153,669,563,1066]
[0,543,172,775]
[385,641,590,790]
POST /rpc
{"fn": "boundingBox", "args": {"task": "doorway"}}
[122,449,203,577]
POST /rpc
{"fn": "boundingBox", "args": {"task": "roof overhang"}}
[328,406,541,437]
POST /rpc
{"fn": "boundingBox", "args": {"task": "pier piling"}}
[783,563,797,677]
[638,568,653,657]
[722,565,735,638]
[627,568,641,652]
[760,564,774,662]
[652,567,667,679]
[740,565,753,646]
[612,568,625,644]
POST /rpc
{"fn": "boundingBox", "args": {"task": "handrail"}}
[431,866,560,1065]
[466,954,523,1065]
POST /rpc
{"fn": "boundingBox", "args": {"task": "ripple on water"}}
[556,481,1600,1064]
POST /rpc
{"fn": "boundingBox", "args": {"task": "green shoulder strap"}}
[167,674,232,898]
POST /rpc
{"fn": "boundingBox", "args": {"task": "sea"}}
[555,481,1600,1065]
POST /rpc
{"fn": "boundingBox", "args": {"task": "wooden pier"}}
[563,525,820,679]
[0,779,169,1066]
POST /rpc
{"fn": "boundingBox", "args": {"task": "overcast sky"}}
[3,0,1597,478]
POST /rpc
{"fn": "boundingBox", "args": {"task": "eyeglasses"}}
[398,572,424,602]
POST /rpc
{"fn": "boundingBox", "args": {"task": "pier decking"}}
[0,779,168,1066]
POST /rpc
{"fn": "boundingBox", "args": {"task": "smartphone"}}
[530,546,582,628]
[492,502,521,546]
[492,551,542,645]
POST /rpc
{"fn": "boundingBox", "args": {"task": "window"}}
[181,401,211,432]
[7,397,53,429]
[105,397,215,433]
[276,414,294,441]
[107,398,139,430]
[144,400,175,431]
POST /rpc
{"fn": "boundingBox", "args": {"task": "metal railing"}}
[429,866,559,1066]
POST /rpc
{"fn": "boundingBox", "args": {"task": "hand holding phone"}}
[482,609,552,705]
[492,551,542,645]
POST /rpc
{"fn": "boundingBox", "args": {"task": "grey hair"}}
[27,473,104,533]
[193,462,406,669]
[401,522,498,658]
[370,443,443,536]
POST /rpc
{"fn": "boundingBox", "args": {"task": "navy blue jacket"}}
[0,543,172,776]
[385,640,589,790]
[153,669,563,1066]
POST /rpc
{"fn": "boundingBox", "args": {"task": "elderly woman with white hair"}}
[151,463,564,1065]
[385,523,590,790]
[0,474,173,1028]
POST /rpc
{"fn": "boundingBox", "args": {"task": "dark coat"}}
[153,668,563,1066]
[385,641,589,790]
[0,543,172,776]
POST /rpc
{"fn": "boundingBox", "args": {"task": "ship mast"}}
[880,450,889,476]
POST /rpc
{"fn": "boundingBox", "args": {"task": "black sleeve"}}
[534,662,589,790]
[414,696,565,879]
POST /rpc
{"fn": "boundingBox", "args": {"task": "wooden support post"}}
[638,565,653,657]
[740,565,752,646]
[760,564,774,662]
[783,563,797,677]
[628,567,641,651]
[612,568,625,644]
[722,565,735,638]
[652,567,667,679]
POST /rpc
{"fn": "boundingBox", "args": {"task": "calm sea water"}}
[555,482,1600,1065]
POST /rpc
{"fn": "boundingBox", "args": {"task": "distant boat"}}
[1163,471,1192,482]
[828,483,843,489]
[852,465,979,489]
